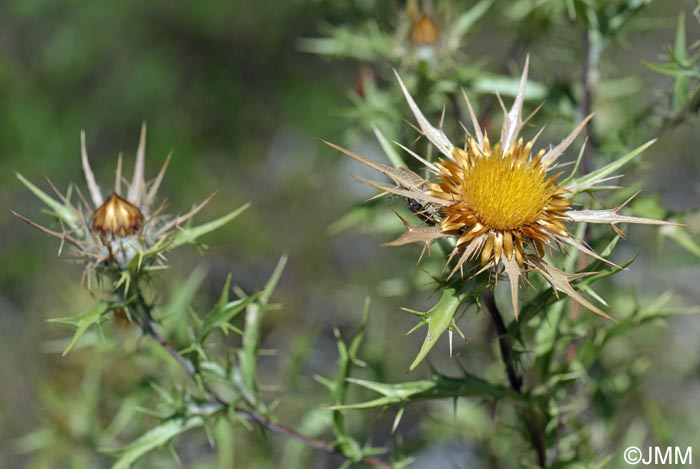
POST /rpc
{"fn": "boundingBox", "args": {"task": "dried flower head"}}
[15,124,245,284]
[410,12,440,47]
[392,0,488,65]
[327,58,676,319]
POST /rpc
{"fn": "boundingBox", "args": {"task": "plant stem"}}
[580,28,601,175]
[655,84,700,140]
[482,291,547,468]
[568,26,602,323]
[126,284,389,468]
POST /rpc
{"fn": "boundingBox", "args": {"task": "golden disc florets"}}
[429,137,572,266]
[327,57,676,320]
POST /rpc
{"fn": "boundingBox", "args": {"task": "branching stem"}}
[655,85,700,140]
[125,283,389,468]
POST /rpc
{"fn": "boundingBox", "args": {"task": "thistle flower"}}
[15,124,247,284]
[327,58,675,319]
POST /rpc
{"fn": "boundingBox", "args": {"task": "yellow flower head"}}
[327,58,674,319]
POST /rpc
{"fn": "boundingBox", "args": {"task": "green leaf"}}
[565,139,656,191]
[48,301,111,356]
[672,13,690,112]
[643,61,700,78]
[451,0,494,37]
[471,75,547,100]
[673,12,689,65]
[16,173,80,231]
[343,378,435,405]
[198,287,258,342]
[160,267,207,322]
[107,416,205,469]
[297,25,395,61]
[407,287,468,372]
[331,373,518,410]
[238,256,287,406]
[261,255,287,304]
[372,125,405,169]
[660,224,700,258]
[326,298,370,459]
[169,203,249,249]
[533,301,565,358]
[214,419,235,469]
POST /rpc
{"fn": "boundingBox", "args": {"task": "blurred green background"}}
[1,0,699,467]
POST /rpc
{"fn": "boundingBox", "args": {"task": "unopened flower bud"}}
[410,13,439,46]
[91,193,144,239]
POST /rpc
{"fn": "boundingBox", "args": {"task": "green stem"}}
[580,27,602,174]
[119,280,389,467]
[482,291,547,468]
[655,84,700,140]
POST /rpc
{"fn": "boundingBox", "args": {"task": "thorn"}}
[448,329,453,357]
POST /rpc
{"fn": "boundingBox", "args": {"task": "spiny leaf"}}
[331,373,518,411]
[566,209,678,227]
[169,203,249,249]
[238,256,287,406]
[643,60,700,78]
[198,293,258,342]
[160,267,207,321]
[565,139,655,192]
[527,256,612,320]
[372,125,405,169]
[659,224,700,258]
[261,255,287,304]
[106,416,205,469]
[16,173,80,231]
[672,13,690,112]
[322,140,430,192]
[451,0,494,37]
[347,297,370,366]
[125,235,172,273]
[471,74,547,101]
[346,378,435,401]
[601,292,700,346]
[384,211,446,251]
[407,286,468,372]
[328,298,370,457]
[49,301,111,356]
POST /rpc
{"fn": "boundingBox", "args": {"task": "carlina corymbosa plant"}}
[14,124,231,286]
[14,125,393,467]
[13,123,253,357]
[325,57,678,368]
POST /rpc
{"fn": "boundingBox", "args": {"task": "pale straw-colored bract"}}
[327,58,676,319]
[15,125,218,283]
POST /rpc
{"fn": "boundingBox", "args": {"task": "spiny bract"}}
[327,57,675,319]
[15,125,216,284]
